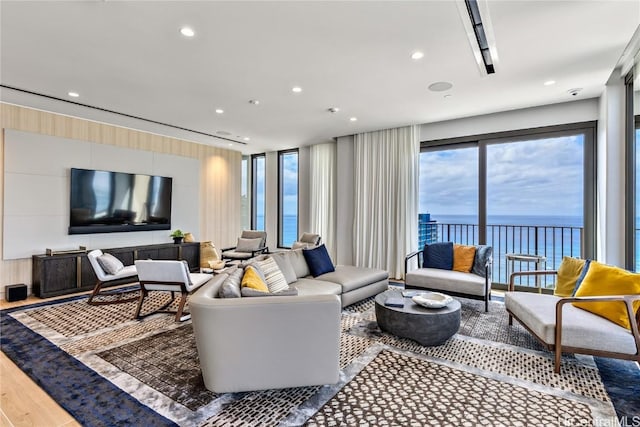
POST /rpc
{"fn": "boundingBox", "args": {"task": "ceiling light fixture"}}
[350,117,358,122]
[464,0,495,74]
[328,107,340,113]
[458,0,498,75]
[544,80,556,86]
[243,137,250,141]
[68,91,79,98]
[249,99,260,105]
[411,51,424,60]
[180,27,195,37]
[215,109,224,114]
[292,86,302,93]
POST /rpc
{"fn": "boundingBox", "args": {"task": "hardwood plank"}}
[0,352,81,427]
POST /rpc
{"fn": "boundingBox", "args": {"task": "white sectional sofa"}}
[189,249,389,393]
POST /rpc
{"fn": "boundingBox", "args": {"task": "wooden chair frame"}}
[136,280,191,322]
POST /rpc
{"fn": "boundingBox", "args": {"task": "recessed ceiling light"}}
[68,91,79,98]
[228,143,233,146]
[428,81,453,92]
[180,27,195,37]
[444,94,452,99]
[292,86,302,93]
[243,137,250,141]
[328,107,340,113]
[350,117,358,122]
[215,109,224,114]
[411,51,424,60]
[544,80,556,86]
[249,99,260,105]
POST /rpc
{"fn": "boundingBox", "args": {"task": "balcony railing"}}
[433,223,584,288]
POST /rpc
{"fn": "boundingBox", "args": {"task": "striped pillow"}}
[254,257,289,293]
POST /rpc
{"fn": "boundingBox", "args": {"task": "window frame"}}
[251,153,266,231]
[277,149,299,248]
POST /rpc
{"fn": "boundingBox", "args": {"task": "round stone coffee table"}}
[375,289,461,346]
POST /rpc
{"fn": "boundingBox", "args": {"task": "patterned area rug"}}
[0,290,626,426]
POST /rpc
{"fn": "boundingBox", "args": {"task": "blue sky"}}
[419,135,585,218]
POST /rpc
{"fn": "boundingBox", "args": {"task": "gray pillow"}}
[289,249,310,278]
[299,233,320,244]
[241,287,299,297]
[218,267,243,298]
[270,253,297,284]
[472,245,493,278]
[292,241,313,250]
[97,253,124,275]
[236,237,262,253]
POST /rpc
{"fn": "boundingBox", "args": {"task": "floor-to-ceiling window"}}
[419,124,595,288]
[241,156,251,231]
[278,149,298,248]
[251,154,266,231]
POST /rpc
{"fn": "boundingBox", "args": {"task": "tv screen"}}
[69,168,173,234]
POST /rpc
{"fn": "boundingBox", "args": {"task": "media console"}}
[32,242,200,298]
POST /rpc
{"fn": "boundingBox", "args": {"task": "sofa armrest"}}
[508,270,558,292]
[404,250,422,277]
[189,289,341,393]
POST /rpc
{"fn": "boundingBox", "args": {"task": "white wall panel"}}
[4,174,67,216]
[90,143,153,174]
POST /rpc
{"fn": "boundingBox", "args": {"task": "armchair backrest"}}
[240,230,267,248]
[299,233,321,245]
[135,260,191,285]
[87,249,109,281]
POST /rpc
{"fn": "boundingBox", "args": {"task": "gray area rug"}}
[7,291,617,426]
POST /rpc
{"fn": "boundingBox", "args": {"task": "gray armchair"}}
[291,232,321,249]
[221,230,268,260]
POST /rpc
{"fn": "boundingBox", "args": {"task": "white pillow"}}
[235,237,262,253]
[97,253,124,275]
[254,257,289,293]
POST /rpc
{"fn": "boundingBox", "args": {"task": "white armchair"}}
[87,249,138,305]
[189,275,341,393]
[134,260,213,321]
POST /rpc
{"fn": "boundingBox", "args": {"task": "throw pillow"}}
[571,259,592,296]
[292,241,312,250]
[241,265,269,292]
[235,237,262,253]
[471,245,493,278]
[453,244,476,273]
[423,242,454,270]
[270,252,297,284]
[289,249,311,278]
[554,256,586,297]
[97,253,124,275]
[573,261,640,330]
[303,244,335,277]
[218,267,243,298]
[254,257,289,293]
[241,287,299,297]
[299,232,320,244]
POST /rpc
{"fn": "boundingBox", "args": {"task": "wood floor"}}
[1,294,87,427]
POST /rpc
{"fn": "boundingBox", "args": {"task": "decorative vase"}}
[200,241,220,268]
[184,232,195,243]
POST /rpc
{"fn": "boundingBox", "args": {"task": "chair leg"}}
[135,288,147,319]
[485,297,488,312]
[87,280,104,305]
[174,291,189,322]
[554,346,562,374]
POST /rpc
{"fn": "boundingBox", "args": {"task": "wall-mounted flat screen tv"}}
[69,168,173,235]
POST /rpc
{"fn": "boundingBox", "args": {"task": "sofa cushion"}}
[315,265,389,293]
[218,267,243,298]
[289,249,311,279]
[573,261,640,330]
[423,242,453,270]
[293,278,342,297]
[241,265,268,293]
[554,256,587,297]
[505,292,637,354]
[471,245,492,278]
[453,244,476,273]
[269,252,297,284]
[241,287,299,297]
[254,257,289,293]
[303,244,335,277]
[97,253,124,275]
[405,268,487,297]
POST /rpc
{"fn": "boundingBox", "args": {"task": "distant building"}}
[418,213,438,248]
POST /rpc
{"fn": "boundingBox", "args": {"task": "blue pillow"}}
[423,242,454,270]
[303,244,335,277]
[571,259,592,296]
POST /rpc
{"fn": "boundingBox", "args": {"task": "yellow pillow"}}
[573,261,640,330]
[554,256,586,297]
[453,244,476,273]
[241,266,269,293]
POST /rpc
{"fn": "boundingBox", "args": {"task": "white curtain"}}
[310,142,337,261]
[353,125,419,279]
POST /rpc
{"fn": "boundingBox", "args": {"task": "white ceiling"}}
[1,1,638,154]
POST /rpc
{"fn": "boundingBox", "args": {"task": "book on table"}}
[384,296,405,307]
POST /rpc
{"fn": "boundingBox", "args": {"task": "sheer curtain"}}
[310,142,337,260]
[353,125,419,278]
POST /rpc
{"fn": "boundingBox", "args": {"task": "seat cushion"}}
[288,249,311,279]
[315,265,389,293]
[111,264,137,280]
[405,268,486,297]
[505,292,637,354]
[293,278,342,297]
[187,273,214,292]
